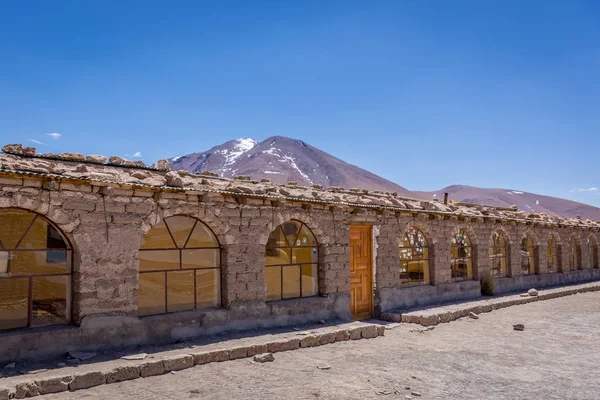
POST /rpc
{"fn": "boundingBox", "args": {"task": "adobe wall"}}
[0,147,599,362]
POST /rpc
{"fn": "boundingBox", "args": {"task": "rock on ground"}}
[253,353,275,363]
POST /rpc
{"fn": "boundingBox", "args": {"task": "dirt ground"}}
[41,292,600,400]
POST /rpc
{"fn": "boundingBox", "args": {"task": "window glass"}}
[32,275,69,326]
[0,209,71,331]
[140,220,175,249]
[165,216,196,248]
[182,249,220,269]
[166,270,195,313]
[0,209,35,250]
[399,227,430,287]
[186,223,218,248]
[0,277,29,330]
[138,272,166,316]
[282,266,301,299]
[265,267,282,301]
[196,269,220,308]
[139,250,180,272]
[301,264,318,297]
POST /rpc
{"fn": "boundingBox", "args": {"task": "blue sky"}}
[1,1,599,206]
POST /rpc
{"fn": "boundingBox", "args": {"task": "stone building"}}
[0,143,599,362]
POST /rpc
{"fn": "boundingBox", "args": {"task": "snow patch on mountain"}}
[216,138,257,174]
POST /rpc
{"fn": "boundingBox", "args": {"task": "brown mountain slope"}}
[169,136,413,196]
[168,137,600,220]
[413,185,600,220]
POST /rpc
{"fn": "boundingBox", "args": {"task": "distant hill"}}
[413,185,600,220]
[169,137,600,220]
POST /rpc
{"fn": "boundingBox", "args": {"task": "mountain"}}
[413,185,600,220]
[169,137,600,220]
[169,136,413,196]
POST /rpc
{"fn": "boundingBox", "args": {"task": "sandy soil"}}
[42,292,600,400]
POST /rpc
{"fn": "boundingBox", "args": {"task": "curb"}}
[380,282,600,327]
[0,324,384,399]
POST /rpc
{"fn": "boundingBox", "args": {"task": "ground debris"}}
[316,364,331,370]
[469,312,479,319]
[121,353,148,361]
[253,353,275,363]
[513,324,525,331]
[409,327,435,333]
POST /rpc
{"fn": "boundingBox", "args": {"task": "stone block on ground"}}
[105,365,140,384]
[37,376,73,395]
[361,325,379,339]
[228,347,248,360]
[192,349,230,365]
[140,360,165,377]
[162,355,193,372]
[335,330,351,342]
[69,371,106,391]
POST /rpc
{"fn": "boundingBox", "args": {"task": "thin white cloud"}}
[132,151,143,158]
[46,133,62,140]
[571,188,599,193]
[28,139,46,145]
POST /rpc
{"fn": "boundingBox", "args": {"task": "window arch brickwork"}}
[399,227,430,287]
[138,215,221,316]
[0,208,72,330]
[265,220,319,301]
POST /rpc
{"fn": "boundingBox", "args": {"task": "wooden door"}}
[350,225,373,320]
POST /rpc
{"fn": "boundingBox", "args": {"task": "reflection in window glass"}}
[138,216,221,316]
[265,220,319,301]
[399,227,430,287]
[521,237,535,275]
[451,228,473,282]
[570,238,581,271]
[589,237,599,269]
[547,236,558,273]
[489,232,507,278]
[0,208,71,331]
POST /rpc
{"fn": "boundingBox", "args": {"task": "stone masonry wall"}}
[0,150,599,362]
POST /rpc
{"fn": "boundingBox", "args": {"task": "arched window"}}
[521,236,535,275]
[0,208,71,330]
[589,236,598,269]
[489,231,507,278]
[138,216,221,316]
[570,238,581,271]
[451,228,473,282]
[399,227,430,286]
[265,220,318,301]
[547,236,558,273]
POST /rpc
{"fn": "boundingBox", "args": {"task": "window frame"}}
[138,215,222,316]
[489,231,508,278]
[521,236,535,275]
[399,227,430,287]
[451,228,473,282]
[264,220,319,302]
[0,208,73,331]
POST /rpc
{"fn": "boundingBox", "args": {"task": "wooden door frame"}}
[349,224,374,320]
